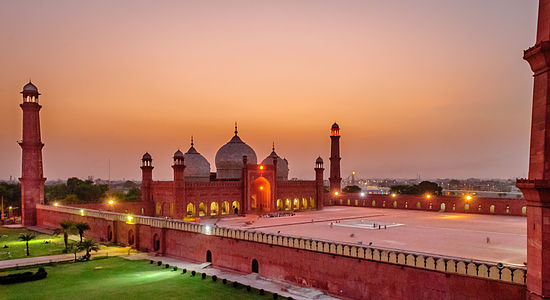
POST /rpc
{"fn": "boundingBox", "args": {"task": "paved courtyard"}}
[203,206,526,265]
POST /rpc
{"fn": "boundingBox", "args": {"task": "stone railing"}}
[37,204,526,285]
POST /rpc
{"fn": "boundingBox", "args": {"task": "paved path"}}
[126,253,339,300]
[0,246,135,269]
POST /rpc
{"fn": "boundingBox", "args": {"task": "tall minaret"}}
[329,122,341,195]
[140,152,153,216]
[172,150,185,218]
[516,0,550,298]
[18,81,46,226]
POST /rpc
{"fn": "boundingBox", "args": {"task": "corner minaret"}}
[315,157,325,210]
[19,81,46,226]
[329,122,341,196]
[172,150,186,217]
[140,152,153,215]
[516,1,550,298]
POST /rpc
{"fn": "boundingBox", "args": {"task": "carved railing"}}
[37,204,526,285]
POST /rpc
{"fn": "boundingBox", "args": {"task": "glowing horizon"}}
[0,0,539,181]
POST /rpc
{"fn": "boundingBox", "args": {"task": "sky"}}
[0,0,540,181]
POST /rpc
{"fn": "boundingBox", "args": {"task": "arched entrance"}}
[206,250,212,263]
[221,201,229,215]
[210,202,219,216]
[186,203,196,218]
[153,234,160,251]
[232,201,240,214]
[251,259,259,273]
[199,202,207,216]
[440,203,446,212]
[277,199,283,210]
[251,177,271,213]
[128,230,135,245]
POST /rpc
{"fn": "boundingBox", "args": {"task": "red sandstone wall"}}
[69,202,147,216]
[36,207,526,300]
[327,193,527,216]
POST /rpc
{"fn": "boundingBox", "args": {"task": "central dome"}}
[184,138,211,182]
[215,126,257,180]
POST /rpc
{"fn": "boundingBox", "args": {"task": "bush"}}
[157,261,162,266]
[0,268,48,285]
[182,269,187,274]
[272,293,278,299]
[222,278,227,284]
[233,281,238,288]
[259,289,265,295]
[201,273,206,279]
[246,285,251,292]
[191,271,196,276]
[165,264,170,269]
[150,260,154,264]
[173,266,178,271]
[212,275,217,282]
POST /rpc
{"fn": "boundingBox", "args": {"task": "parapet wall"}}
[36,204,526,300]
[328,193,527,216]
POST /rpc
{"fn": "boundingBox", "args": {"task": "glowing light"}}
[260,186,264,190]
[8,206,12,210]
[108,199,114,205]
[205,225,212,235]
[54,202,59,207]
[391,193,397,198]
[352,171,355,175]
[80,209,85,216]
[259,165,264,170]
[466,195,472,201]
[360,192,365,197]
[334,191,339,196]
[127,215,133,223]
[426,194,432,199]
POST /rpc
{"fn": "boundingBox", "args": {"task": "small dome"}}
[142,152,152,160]
[331,122,339,129]
[183,139,211,182]
[215,126,257,180]
[174,149,184,159]
[316,156,323,164]
[261,144,289,181]
[23,81,38,92]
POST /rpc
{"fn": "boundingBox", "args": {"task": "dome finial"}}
[272,142,275,152]
[191,135,194,147]
[234,122,238,135]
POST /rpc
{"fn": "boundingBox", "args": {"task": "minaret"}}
[18,81,46,226]
[140,153,153,215]
[315,157,325,210]
[516,1,550,298]
[329,122,341,196]
[172,150,186,217]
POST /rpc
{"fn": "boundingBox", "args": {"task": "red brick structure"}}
[516,1,550,299]
[329,123,342,195]
[19,82,46,226]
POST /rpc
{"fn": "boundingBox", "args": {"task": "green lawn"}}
[0,257,274,300]
[0,227,65,260]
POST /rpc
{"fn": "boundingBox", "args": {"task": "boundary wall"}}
[36,204,526,300]
[328,194,527,216]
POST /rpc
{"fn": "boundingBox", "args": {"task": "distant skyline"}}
[0,1,539,181]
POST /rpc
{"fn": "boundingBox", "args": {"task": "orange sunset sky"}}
[0,1,540,181]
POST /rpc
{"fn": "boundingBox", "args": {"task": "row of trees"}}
[390,181,443,195]
[0,182,21,208]
[46,178,141,204]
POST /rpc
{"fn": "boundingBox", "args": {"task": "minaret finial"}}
[191,136,194,147]
[234,122,238,135]
[272,142,275,152]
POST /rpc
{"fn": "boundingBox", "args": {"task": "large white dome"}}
[184,142,210,182]
[261,145,289,181]
[215,133,257,180]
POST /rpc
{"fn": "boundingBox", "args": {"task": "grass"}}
[0,257,273,300]
[0,227,65,260]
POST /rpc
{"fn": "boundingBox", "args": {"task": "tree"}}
[343,185,362,193]
[78,239,100,260]
[18,233,36,256]
[67,242,80,262]
[75,222,90,242]
[60,220,75,250]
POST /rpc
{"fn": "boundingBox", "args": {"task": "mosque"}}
[139,124,335,219]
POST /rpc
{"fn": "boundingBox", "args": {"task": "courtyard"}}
[204,206,527,265]
[0,227,65,261]
[0,257,272,300]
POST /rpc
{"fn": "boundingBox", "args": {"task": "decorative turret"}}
[172,149,186,217]
[19,81,46,226]
[140,152,154,215]
[315,157,325,210]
